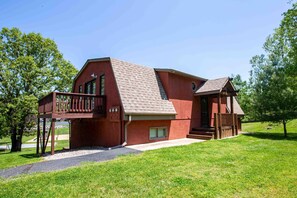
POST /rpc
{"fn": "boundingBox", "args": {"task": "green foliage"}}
[243,119,297,133]
[248,3,297,134]
[279,2,297,75]
[0,27,77,150]
[0,132,297,197]
[230,74,252,121]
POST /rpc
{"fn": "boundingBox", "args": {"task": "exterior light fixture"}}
[91,73,97,78]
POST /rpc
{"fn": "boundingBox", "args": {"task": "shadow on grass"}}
[19,153,40,159]
[243,132,297,141]
[0,151,40,159]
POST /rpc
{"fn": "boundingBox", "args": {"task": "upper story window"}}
[78,85,83,93]
[192,82,197,91]
[85,80,96,94]
[100,74,105,95]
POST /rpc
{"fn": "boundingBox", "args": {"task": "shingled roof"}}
[226,97,245,115]
[110,58,176,115]
[195,77,229,95]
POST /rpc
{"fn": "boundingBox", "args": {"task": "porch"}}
[187,94,239,140]
[36,92,106,155]
[188,77,240,140]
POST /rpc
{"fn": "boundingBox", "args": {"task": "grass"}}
[0,121,296,197]
[0,137,69,170]
[243,119,297,133]
[0,125,70,169]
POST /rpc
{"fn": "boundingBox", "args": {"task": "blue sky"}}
[0,0,293,80]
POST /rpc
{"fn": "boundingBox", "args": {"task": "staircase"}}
[186,127,215,140]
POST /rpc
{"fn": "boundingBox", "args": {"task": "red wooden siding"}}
[157,71,204,137]
[71,61,122,148]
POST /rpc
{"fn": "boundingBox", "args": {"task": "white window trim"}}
[149,127,168,140]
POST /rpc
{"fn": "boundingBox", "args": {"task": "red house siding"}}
[209,95,227,126]
[70,61,237,149]
[158,72,203,137]
[127,120,171,145]
[71,61,122,148]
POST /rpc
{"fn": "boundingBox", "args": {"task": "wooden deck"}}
[37,92,106,155]
[38,92,106,119]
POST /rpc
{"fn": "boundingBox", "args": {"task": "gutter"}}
[122,115,132,146]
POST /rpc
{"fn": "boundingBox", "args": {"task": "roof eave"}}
[124,112,177,116]
[194,90,221,96]
[155,68,207,81]
[73,57,111,82]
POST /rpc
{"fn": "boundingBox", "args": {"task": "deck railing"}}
[38,92,106,115]
[214,113,238,139]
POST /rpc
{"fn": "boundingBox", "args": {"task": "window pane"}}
[150,128,157,138]
[158,128,166,138]
[100,75,105,95]
[87,84,91,94]
[92,81,96,94]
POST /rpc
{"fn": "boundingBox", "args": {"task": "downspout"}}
[122,115,132,146]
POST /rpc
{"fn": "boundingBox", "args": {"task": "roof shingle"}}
[110,58,176,115]
[226,97,245,115]
[195,77,229,95]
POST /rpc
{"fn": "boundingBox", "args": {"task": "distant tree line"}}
[232,3,297,136]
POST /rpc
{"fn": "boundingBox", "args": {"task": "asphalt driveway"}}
[0,138,204,178]
[0,147,141,178]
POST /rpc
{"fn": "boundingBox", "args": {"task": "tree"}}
[249,3,297,136]
[0,27,78,151]
[230,74,252,121]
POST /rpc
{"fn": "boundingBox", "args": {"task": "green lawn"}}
[0,126,70,169]
[0,122,296,197]
[243,119,297,133]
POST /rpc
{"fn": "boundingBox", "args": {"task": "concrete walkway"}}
[0,138,204,178]
[127,138,205,151]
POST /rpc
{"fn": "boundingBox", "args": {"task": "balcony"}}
[38,92,106,119]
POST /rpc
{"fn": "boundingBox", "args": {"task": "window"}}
[78,85,83,93]
[100,74,105,95]
[85,80,96,94]
[149,127,167,139]
[192,82,197,91]
[85,80,96,109]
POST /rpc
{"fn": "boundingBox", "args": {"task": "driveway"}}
[0,138,204,178]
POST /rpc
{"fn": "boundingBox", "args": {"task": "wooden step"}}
[189,131,214,136]
[186,134,213,140]
[192,127,215,132]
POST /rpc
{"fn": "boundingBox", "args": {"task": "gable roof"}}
[195,77,230,95]
[226,97,245,116]
[110,58,176,115]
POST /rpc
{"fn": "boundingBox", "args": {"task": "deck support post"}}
[51,119,56,155]
[230,95,235,136]
[235,114,238,135]
[217,94,222,139]
[42,118,46,154]
[36,118,40,155]
[214,113,219,139]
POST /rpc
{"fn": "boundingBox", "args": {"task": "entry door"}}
[201,97,209,127]
[85,80,96,110]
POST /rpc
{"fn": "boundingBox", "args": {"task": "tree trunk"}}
[282,119,287,138]
[11,130,22,152]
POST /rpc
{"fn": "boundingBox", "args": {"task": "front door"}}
[201,96,209,127]
[85,80,96,110]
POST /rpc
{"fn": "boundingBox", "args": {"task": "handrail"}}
[214,113,238,139]
[38,92,106,115]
